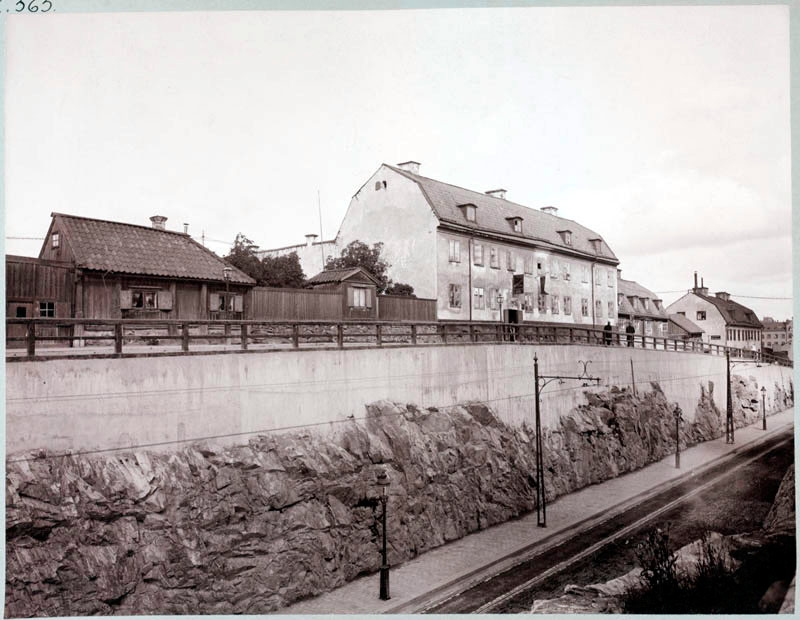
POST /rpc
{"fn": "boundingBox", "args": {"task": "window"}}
[596,299,603,318]
[561,231,572,245]
[512,274,524,295]
[448,239,461,263]
[581,298,589,317]
[375,181,382,190]
[132,290,158,309]
[51,232,60,248]
[473,243,484,266]
[551,295,560,314]
[582,265,589,283]
[506,250,514,271]
[595,269,602,285]
[642,298,649,311]
[489,289,498,310]
[710,335,721,340]
[512,219,522,232]
[522,294,534,312]
[562,262,571,281]
[551,258,559,279]
[15,306,27,318]
[524,257,534,275]
[448,284,462,309]
[538,294,547,313]
[608,301,614,317]
[38,301,55,317]
[697,311,706,321]
[352,288,368,308]
[465,205,476,221]
[564,296,572,315]
[607,270,613,287]
[490,247,499,269]
[677,311,686,317]
[473,287,485,309]
[537,261,543,271]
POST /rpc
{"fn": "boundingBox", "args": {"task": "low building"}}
[616,275,669,337]
[38,212,255,322]
[261,161,621,324]
[665,275,762,349]
[762,316,793,358]
[305,266,380,320]
[668,313,704,341]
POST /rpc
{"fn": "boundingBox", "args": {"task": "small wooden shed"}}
[305,267,380,320]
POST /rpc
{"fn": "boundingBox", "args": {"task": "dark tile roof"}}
[695,292,762,328]
[386,165,618,262]
[51,213,255,284]
[668,313,704,335]
[306,266,380,286]
[617,278,668,319]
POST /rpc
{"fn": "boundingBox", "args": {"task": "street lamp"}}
[222,266,232,316]
[497,292,505,341]
[761,386,767,431]
[674,405,683,468]
[376,467,391,601]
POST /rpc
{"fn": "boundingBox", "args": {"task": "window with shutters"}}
[132,290,158,309]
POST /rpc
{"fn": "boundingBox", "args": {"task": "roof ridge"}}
[52,212,189,237]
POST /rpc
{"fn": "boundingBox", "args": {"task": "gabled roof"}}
[385,165,618,262]
[617,277,668,319]
[669,313,704,335]
[48,213,255,284]
[695,292,762,328]
[306,266,380,286]
[617,294,636,316]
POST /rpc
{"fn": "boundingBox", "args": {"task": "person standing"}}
[604,321,613,345]
[626,321,636,347]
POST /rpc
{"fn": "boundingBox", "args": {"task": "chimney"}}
[183,223,189,234]
[540,206,559,215]
[305,233,318,247]
[396,161,420,174]
[150,215,167,230]
[715,291,731,301]
[485,189,507,200]
[617,268,622,279]
[698,276,708,295]
[694,271,698,290]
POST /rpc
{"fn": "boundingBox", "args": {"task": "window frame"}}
[473,243,484,266]
[489,247,499,269]
[448,283,462,309]
[51,232,60,249]
[448,239,461,263]
[473,287,485,309]
[38,301,55,317]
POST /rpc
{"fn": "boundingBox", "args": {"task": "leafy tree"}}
[385,282,416,297]
[326,241,391,292]
[261,252,305,288]
[225,233,262,282]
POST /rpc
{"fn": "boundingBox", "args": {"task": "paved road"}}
[425,429,794,614]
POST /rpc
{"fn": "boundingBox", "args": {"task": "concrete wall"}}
[7,344,792,456]
[335,166,439,298]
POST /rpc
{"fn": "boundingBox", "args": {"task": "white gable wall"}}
[666,292,727,344]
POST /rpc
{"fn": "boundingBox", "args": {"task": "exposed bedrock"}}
[5,374,791,616]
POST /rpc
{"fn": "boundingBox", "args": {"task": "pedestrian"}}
[626,321,635,347]
[603,321,613,346]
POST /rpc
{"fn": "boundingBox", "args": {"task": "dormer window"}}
[506,216,523,232]
[51,232,60,248]
[458,203,477,222]
[589,238,603,254]
[557,230,572,245]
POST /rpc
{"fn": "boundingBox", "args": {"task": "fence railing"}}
[5,317,793,366]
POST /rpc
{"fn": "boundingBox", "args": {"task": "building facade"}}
[616,274,669,337]
[761,316,793,356]
[266,161,620,323]
[665,278,762,350]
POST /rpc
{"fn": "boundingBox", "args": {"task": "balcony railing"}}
[5,317,792,367]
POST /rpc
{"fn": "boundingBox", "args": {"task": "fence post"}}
[411,324,417,345]
[469,324,475,343]
[292,324,299,348]
[376,323,383,347]
[181,323,189,352]
[569,328,574,343]
[114,322,123,354]
[26,321,36,357]
[240,324,248,350]
[441,323,448,344]
[337,324,344,349]
[224,323,232,346]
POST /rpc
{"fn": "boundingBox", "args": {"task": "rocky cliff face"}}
[5,375,791,616]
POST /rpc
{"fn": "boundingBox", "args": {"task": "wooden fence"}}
[377,294,437,321]
[247,287,342,320]
[6,318,793,368]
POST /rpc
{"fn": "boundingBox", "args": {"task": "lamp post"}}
[497,292,505,341]
[761,386,767,431]
[376,468,391,601]
[223,266,232,318]
[725,350,734,444]
[674,405,683,468]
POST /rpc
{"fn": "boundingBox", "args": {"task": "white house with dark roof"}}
[297,161,620,323]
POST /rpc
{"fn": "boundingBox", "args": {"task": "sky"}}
[4,5,792,319]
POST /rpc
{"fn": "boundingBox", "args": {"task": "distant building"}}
[260,161,620,324]
[762,316,793,356]
[616,274,669,337]
[665,274,762,349]
[256,234,335,282]
[668,313,704,341]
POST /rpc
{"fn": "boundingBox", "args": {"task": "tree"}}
[326,241,391,292]
[385,282,415,297]
[261,252,305,288]
[225,233,262,282]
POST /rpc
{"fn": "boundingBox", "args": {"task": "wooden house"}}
[305,267,380,320]
[37,213,255,323]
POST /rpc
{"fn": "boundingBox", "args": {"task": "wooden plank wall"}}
[248,287,344,320]
[377,295,437,321]
[6,258,73,304]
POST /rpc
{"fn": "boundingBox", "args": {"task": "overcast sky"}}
[4,6,792,318]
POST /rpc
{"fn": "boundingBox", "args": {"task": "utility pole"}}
[534,355,601,527]
[726,350,734,444]
[674,405,683,468]
[630,358,637,397]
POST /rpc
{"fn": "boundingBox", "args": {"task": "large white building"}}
[261,161,620,324]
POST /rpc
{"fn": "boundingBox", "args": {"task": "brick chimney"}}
[150,215,167,230]
[485,189,507,200]
[715,291,731,301]
[396,161,420,174]
[540,206,558,215]
[305,233,318,247]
